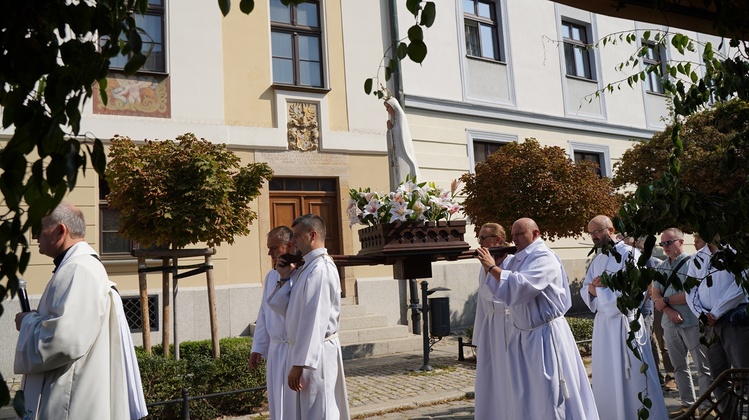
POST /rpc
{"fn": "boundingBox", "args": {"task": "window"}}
[463,0,501,61]
[570,142,610,177]
[473,140,504,164]
[562,21,593,79]
[121,295,159,333]
[574,151,603,177]
[269,177,336,192]
[104,0,166,73]
[270,0,323,87]
[643,42,665,94]
[99,179,134,256]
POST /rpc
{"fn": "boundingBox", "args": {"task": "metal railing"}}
[146,385,266,420]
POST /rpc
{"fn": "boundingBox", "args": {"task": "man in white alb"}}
[275,214,349,419]
[582,215,667,420]
[476,217,598,419]
[249,226,295,420]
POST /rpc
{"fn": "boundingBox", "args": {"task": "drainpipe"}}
[387,0,405,107]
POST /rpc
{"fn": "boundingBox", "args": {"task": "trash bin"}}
[429,296,450,337]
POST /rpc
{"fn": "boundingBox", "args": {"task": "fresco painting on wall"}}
[93,73,171,118]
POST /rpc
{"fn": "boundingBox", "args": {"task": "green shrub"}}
[137,336,266,420]
[566,316,594,356]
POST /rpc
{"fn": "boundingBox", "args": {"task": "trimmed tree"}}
[460,138,621,239]
[105,133,273,248]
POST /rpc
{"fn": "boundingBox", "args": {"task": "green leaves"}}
[106,134,273,248]
[239,0,255,14]
[218,0,231,16]
[364,0,435,97]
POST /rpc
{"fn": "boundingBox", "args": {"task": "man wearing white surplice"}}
[476,218,598,419]
[472,223,514,420]
[582,215,667,420]
[249,226,296,420]
[277,214,350,420]
[14,202,147,420]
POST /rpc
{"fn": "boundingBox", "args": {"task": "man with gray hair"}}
[14,202,146,419]
[652,227,711,417]
[582,215,667,419]
[249,226,296,420]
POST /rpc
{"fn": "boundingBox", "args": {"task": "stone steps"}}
[338,303,423,360]
[249,298,422,360]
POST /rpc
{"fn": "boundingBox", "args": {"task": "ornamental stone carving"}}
[287,101,319,151]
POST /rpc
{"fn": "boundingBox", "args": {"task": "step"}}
[339,324,414,343]
[341,335,423,360]
[339,314,389,331]
[340,303,368,318]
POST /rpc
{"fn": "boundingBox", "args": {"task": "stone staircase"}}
[338,298,423,360]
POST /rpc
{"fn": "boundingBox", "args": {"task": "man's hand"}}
[591,276,603,288]
[288,365,304,391]
[248,352,263,370]
[15,311,35,331]
[587,283,598,297]
[707,312,718,326]
[654,297,667,312]
[665,307,683,324]
[275,256,295,279]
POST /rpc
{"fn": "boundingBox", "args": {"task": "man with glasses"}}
[582,215,667,419]
[274,214,349,419]
[652,228,711,417]
[472,223,513,419]
[476,218,598,419]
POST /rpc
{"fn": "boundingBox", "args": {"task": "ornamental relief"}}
[287,101,319,151]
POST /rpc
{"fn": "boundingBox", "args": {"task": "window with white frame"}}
[270,0,324,88]
[642,42,665,94]
[570,142,610,178]
[463,0,502,61]
[99,179,134,256]
[562,20,593,80]
[104,0,166,73]
[467,130,516,170]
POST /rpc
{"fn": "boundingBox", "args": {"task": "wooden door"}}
[268,177,343,293]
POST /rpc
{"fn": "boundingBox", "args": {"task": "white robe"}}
[492,239,599,420]
[284,248,350,420]
[14,242,140,420]
[473,266,512,420]
[582,241,668,420]
[251,269,290,420]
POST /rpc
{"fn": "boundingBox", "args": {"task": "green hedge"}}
[566,316,594,356]
[137,337,266,420]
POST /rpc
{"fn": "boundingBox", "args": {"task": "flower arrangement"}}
[347,176,463,227]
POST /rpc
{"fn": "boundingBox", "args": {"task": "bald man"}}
[475,218,598,419]
[582,215,667,420]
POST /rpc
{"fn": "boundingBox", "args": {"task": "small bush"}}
[566,316,594,356]
[137,337,266,420]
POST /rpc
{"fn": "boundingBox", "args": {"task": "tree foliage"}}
[106,134,273,249]
[613,98,749,199]
[460,138,621,240]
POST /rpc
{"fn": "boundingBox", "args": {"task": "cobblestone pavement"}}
[346,337,475,418]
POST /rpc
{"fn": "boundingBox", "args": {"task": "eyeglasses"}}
[588,227,609,235]
[478,235,498,241]
[659,239,681,247]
